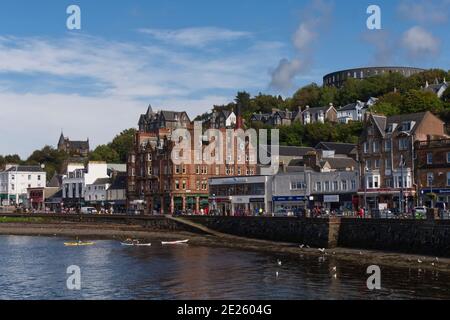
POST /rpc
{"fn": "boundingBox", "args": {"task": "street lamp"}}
[399,154,405,215]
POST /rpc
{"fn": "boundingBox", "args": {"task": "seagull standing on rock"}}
[318,248,326,253]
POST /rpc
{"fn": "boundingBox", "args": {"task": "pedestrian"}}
[358,207,364,218]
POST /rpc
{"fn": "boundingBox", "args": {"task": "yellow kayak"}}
[64,241,95,247]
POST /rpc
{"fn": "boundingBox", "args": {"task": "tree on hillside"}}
[89,145,120,163]
[110,128,136,163]
[370,92,403,116]
[402,90,444,114]
[442,87,450,103]
[25,146,68,180]
[291,83,321,108]
[409,69,449,89]
[0,155,23,169]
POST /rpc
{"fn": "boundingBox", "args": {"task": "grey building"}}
[323,66,424,87]
[272,168,359,214]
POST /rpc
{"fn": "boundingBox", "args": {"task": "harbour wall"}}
[2,214,450,257]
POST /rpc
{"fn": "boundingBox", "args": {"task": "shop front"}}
[420,188,450,206]
[272,196,307,214]
[357,188,416,212]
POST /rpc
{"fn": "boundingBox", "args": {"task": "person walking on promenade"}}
[358,207,365,219]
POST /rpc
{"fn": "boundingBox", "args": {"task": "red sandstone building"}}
[415,138,450,206]
[357,111,447,212]
[127,105,257,215]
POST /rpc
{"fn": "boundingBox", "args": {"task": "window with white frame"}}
[427,153,433,165]
[363,142,369,154]
[384,139,391,152]
[373,141,380,153]
[399,138,409,150]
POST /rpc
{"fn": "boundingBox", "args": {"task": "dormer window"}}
[401,121,414,132]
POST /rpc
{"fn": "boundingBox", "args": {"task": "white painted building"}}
[0,165,46,205]
[62,162,109,207]
[337,98,377,124]
[85,178,111,204]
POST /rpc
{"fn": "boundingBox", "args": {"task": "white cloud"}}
[0,32,283,157]
[398,0,450,24]
[138,27,251,47]
[270,0,333,91]
[269,58,306,91]
[401,26,441,59]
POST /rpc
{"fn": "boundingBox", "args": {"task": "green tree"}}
[89,145,120,163]
[442,87,450,103]
[25,146,68,180]
[291,83,321,108]
[402,90,444,114]
[109,128,136,163]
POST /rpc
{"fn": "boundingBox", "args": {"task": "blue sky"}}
[0,0,449,156]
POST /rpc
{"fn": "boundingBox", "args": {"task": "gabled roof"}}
[68,141,89,150]
[320,157,357,170]
[338,101,367,112]
[315,142,357,155]
[4,165,45,173]
[261,145,315,157]
[92,178,111,185]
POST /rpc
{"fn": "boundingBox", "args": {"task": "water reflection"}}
[0,235,449,300]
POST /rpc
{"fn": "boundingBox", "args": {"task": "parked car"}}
[273,209,294,217]
[413,206,427,219]
[80,207,98,215]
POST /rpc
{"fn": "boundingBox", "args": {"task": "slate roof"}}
[68,141,89,150]
[92,178,111,185]
[5,165,45,173]
[320,157,358,170]
[315,142,357,155]
[261,145,315,157]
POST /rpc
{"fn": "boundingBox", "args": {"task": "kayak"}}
[161,239,189,245]
[121,242,152,247]
[64,242,95,247]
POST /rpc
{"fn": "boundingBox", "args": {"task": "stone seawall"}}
[3,214,450,257]
[338,219,450,257]
[184,216,341,248]
[185,216,450,257]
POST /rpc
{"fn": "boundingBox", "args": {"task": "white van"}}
[80,207,98,214]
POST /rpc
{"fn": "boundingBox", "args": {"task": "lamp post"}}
[399,154,404,215]
[429,175,434,209]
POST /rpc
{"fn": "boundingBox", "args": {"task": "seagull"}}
[277,259,282,266]
[359,251,363,255]
[332,266,337,272]
[318,248,326,253]
[435,257,439,262]
[418,259,423,264]
[299,244,305,249]
[432,263,435,266]
[306,245,310,248]
[276,271,279,278]
[333,273,337,279]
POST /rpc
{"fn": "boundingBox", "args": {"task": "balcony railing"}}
[417,139,450,148]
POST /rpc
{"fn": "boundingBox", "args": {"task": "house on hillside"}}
[423,79,448,99]
[302,104,337,124]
